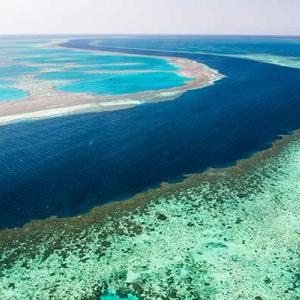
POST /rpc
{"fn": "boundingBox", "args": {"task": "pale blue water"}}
[0,79,15,86]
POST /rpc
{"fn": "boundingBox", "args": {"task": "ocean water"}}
[14,49,176,70]
[0,79,15,86]
[86,35,300,57]
[0,87,27,102]
[1,36,300,228]
[34,51,184,95]
[38,71,92,81]
[38,70,187,95]
[0,65,35,101]
[57,72,188,95]
[2,134,299,298]
[85,36,300,69]
[0,65,39,79]
[68,62,178,71]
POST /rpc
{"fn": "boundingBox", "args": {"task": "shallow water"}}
[0,87,27,102]
[0,80,15,86]
[56,72,188,95]
[101,292,139,300]
[0,38,188,101]
[0,65,39,79]
[68,62,178,71]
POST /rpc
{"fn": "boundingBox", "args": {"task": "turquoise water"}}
[15,52,176,69]
[68,62,177,71]
[0,39,187,101]
[56,72,188,95]
[0,87,27,102]
[100,292,139,300]
[14,56,77,64]
[38,71,89,81]
[0,65,39,78]
[0,79,15,86]
[0,64,36,101]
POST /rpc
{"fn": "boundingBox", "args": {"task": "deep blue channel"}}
[1,37,300,228]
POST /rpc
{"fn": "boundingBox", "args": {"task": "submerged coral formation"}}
[0,134,300,299]
[0,39,222,125]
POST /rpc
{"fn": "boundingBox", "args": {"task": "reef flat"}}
[0,39,222,125]
[202,53,300,70]
[0,131,299,299]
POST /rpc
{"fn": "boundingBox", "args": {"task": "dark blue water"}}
[76,35,300,57]
[1,36,300,229]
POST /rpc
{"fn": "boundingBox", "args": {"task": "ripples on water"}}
[1,35,300,300]
[1,36,300,228]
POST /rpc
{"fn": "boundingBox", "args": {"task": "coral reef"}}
[0,134,299,299]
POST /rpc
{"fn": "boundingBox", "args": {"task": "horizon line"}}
[0,33,300,38]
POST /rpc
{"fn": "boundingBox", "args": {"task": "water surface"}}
[1,36,300,228]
